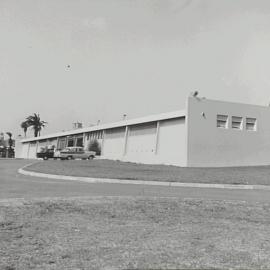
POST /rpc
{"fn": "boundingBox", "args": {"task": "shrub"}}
[87,139,101,155]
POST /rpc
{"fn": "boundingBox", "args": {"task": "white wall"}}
[124,122,156,164]
[157,117,187,166]
[28,142,37,159]
[187,97,270,167]
[102,127,125,159]
[101,118,187,166]
[17,143,29,158]
[14,138,23,158]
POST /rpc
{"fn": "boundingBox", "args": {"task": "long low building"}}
[16,96,270,167]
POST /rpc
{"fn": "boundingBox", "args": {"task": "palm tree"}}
[25,113,47,137]
[20,121,29,137]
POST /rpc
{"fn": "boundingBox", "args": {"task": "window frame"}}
[217,114,229,129]
[246,117,257,131]
[231,116,243,130]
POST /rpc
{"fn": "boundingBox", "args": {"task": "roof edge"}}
[21,109,186,143]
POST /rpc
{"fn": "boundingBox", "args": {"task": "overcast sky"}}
[1,0,270,137]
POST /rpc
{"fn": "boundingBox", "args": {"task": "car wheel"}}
[43,156,48,160]
[88,155,94,160]
[67,156,72,160]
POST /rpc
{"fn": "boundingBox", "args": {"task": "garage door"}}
[103,127,125,158]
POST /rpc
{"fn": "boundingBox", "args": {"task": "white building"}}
[16,96,270,167]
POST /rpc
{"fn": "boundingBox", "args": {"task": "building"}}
[15,96,270,167]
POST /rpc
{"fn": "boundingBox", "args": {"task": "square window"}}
[246,118,257,131]
[67,137,74,147]
[217,114,228,128]
[231,116,243,130]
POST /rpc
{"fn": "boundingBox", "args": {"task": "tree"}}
[25,113,47,137]
[0,132,4,147]
[6,132,13,149]
[20,121,29,137]
[5,132,14,158]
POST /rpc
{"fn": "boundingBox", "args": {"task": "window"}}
[88,131,103,140]
[67,137,74,147]
[217,115,228,128]
[246,118,257,131]
[98,131,104,139]
[76,137,83,147]
[231,116,243,130]
[57,138,66,150]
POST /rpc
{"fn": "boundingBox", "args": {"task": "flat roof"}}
[21,109,186,143]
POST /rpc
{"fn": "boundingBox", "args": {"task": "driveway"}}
[1,159,270,202]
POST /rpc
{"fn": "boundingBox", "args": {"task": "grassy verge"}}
[1,196,270,269]
[25,159,270,185]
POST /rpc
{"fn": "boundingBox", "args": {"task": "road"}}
[1,159,270,203]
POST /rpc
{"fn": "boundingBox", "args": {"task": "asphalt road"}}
[1,159,270,203]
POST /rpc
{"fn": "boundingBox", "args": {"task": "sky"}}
[1,0,270,138]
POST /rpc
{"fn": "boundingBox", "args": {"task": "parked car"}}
[36,145,61,160]
[37,149,54,160]
[60,147,96,160]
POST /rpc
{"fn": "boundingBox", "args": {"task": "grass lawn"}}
[1,196,270,269]
[25,159,270,185]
